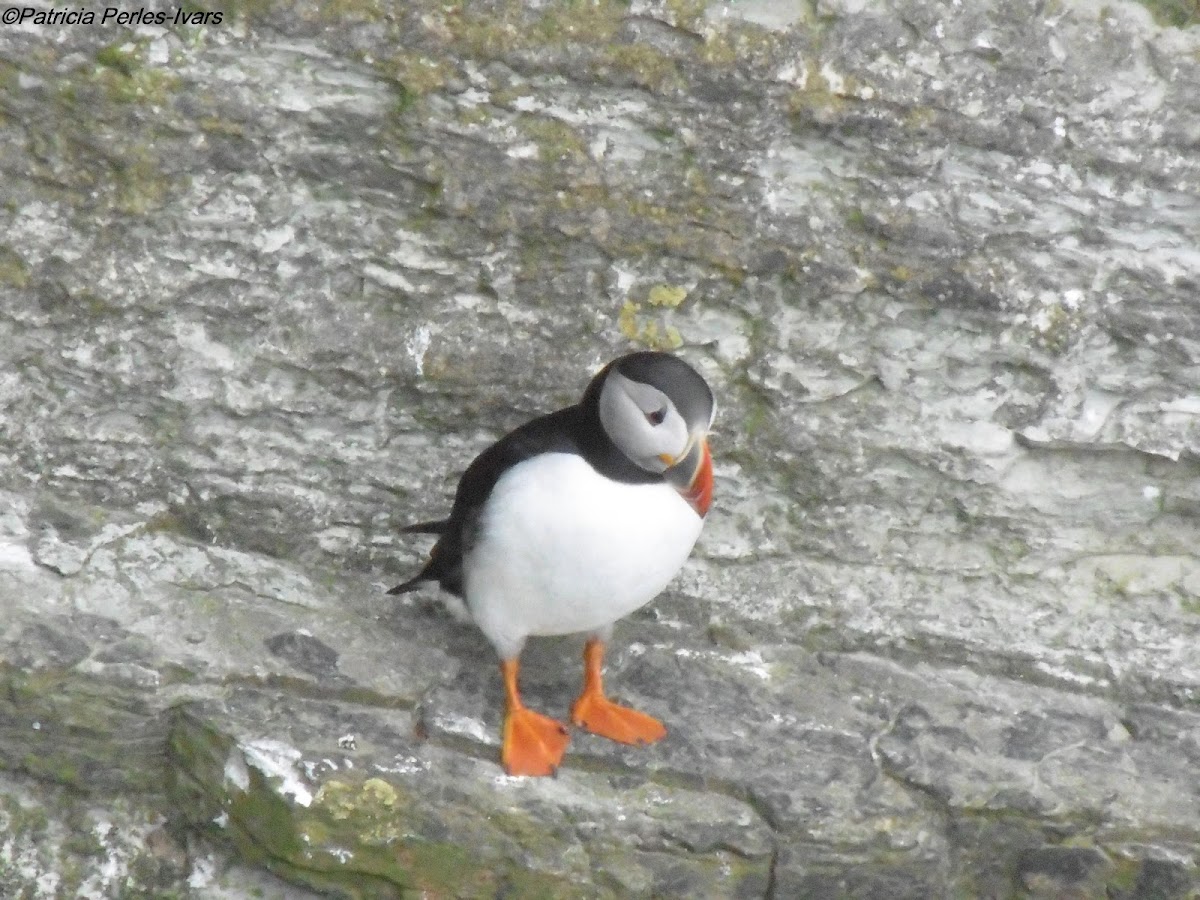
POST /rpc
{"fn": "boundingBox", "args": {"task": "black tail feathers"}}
[386,574,427,595]
[386,518,448,594]
[400,519,449,535]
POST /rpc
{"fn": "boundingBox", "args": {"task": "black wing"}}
[387,406,584,598]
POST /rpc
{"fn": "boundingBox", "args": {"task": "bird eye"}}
[645,407,667,426]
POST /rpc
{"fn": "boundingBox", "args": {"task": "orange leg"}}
[499,658,569,777]
[570,638,666,745]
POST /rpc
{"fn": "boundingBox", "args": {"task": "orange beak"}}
[662,437,712,518]
[685,437,713,518]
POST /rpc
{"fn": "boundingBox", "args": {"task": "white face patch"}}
[598,371,689,472]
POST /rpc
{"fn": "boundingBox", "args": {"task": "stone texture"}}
[1,0,1200,896]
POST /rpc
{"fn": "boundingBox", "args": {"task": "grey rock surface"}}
[1,0,1200,896]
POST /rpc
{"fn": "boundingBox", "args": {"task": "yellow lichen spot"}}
[312,777,409,844]
[314,780,357,820]
[647,284,688,308]
[361,777,397,810]
[618,299,641,340]
[616,298,685,350]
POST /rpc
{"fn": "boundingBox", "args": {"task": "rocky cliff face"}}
[2,0,1199,896]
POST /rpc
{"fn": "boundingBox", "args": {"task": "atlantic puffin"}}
[389,351,714,776]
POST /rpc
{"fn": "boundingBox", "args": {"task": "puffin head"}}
[591,351,715,517]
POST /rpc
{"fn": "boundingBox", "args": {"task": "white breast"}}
[463,452,704,659]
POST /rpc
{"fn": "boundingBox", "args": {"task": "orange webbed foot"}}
[498,657,569,776]
[501,705,570,777]
[571,691,667,745]
[570,637,667,746]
